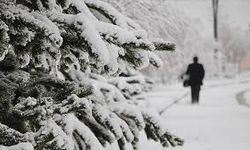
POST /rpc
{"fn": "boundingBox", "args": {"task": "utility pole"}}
[212,0,220,76]
[212,0,219,42]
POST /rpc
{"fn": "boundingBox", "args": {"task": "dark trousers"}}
[191,85,200,104]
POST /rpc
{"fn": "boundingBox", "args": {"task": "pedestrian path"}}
[142,79,250,150]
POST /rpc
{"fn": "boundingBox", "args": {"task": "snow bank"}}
[245,91,250,106]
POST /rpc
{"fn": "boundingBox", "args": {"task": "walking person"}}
[186,56,205,104]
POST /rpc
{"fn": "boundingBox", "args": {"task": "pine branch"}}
[152,40,176,51]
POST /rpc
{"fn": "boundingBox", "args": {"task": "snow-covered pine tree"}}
[0,0,183,149]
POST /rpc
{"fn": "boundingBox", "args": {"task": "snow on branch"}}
[148,51,163,68]
[151,38,176,51]
[95,21,155,51]
[0,142,34,150]
[84,0,130,29]
[0,3,62,48]
[109,75,153,99]
[0,123,32,146]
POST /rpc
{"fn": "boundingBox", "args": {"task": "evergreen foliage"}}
[0,0,183,149]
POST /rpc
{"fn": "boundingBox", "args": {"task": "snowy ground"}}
[140,76,250,150]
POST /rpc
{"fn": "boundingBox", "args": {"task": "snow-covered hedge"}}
[0,0,183,149]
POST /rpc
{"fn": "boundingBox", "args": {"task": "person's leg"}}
[191,86,195,104]
[194,86,200,104]
[193,86,197,104]
[196,86,201,103]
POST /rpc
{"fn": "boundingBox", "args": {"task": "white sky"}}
[167,0,250,37]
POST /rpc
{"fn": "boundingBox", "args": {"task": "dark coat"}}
[186,63,205,86]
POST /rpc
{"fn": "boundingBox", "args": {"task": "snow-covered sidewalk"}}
[142,79,250,150]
